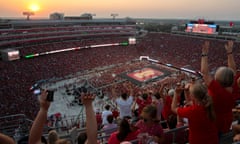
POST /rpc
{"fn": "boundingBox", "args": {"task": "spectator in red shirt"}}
[222,42,240,142]
[95,110,102,130]
[224,41,240,101]
[233,72,240,100]
[108,117,139,144]
[135,93,152,117]
[162,89,175,121]
[238,76,240,88]
[172,82,218,144]
[201,41,236,134]
[112,108,120,120]
[135,105,164,144]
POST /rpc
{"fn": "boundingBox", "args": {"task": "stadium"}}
[0,15,240,144]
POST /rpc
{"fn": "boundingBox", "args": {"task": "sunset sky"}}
[1,0,240,20]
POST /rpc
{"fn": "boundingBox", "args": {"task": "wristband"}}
[227,51,233,55]
[201,53,208,57]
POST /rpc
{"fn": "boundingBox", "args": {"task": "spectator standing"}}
[171,82,218,144]
[108,117,139,144]
[152,92,164,121]
[112,84,134,119]
[201,41,236,134]
[162,89,175,121]
[95,109,102,130]
[135,93,152,117]
[135,105,164,144]
[225,41,240,101]
[102,104,113,126]
[101,115,118,141]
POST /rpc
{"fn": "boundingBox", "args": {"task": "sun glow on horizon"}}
[29,3,40,12]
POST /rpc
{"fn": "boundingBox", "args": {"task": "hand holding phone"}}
[34,89,54,102]
[46,90,54,102]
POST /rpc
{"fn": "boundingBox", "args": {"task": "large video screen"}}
[7,50,20,61]
[185,23,219,34]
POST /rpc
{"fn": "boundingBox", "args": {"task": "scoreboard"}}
[185,20,219,34]
[1,49,20,61]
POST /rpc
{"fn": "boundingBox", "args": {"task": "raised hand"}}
[225,40,234,53]
[202,41,209,55]
[175,83,183,96]
[39,90,50,111]
[81,92,95,106]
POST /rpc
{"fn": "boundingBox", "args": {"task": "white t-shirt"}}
[115,96,133,118]
[102,110,113,125]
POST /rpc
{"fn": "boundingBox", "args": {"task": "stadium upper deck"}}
[0,19,136,29]
[0,19,136,49]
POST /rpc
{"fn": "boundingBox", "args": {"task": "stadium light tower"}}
[111,13,118,20]
[23,11,34,20]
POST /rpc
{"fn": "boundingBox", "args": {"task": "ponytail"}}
[190,82,216,121]
[203,95,215,121]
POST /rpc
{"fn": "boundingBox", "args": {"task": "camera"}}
[33,89,54,102]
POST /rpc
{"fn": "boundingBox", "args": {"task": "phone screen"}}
[33,89,41,95]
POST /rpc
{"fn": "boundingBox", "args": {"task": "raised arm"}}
[0,133,15,144]
[81,93,98,144]
[128,83,134,97]
[159,83,166,97]
[201,41,212,86]
[123,81,134,96]
[171,83,182,114]
[184,83,193,106]
[29,90,50,144]
[225,40,237,74]
[111,84,118,101]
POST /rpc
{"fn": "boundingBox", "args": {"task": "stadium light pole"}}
[23,11,34,20]
[111,13,118,20]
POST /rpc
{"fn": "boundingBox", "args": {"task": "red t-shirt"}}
[177,105,218,144]
[233,73,240,101]
[108,130,140,144]
[136,96,152,116]
[162,96,174,120]
[96,113,102,127]
[208,80,235,133]
[135,120,163,139]
[112,110,119,119]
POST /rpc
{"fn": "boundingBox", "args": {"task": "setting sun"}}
[29,4,40,12]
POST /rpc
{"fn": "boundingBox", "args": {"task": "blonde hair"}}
[141,105,158,122]
[190,82,215,120]
[48,130,59,144]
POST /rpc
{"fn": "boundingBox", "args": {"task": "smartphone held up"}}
[33,89,54,102]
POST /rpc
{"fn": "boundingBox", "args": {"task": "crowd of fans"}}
[1,32,240,143]
[0,37,138,118]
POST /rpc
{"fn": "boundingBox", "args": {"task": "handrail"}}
[0,114,26,119]
[164,125,188,134]
[0,114,33,138]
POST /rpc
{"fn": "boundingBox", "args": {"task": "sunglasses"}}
[143,118,152,122]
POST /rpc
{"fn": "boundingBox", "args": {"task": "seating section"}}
[0,32,239,143]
